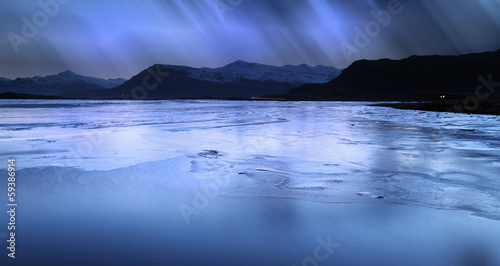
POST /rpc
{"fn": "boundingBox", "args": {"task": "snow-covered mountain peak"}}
[35,71,126,89]
[213,61,342,84]
[220,60,270,71]
[154,60,341,78]
[156,60,342,84]
[57,70,79,77]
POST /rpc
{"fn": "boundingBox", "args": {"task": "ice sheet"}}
[1,99,499,265]
[1,100,499,217]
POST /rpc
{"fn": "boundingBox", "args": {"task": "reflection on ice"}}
[1,99,500,265]
[1,99,499,219]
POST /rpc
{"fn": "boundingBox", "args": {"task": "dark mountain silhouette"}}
[286,49,500,100]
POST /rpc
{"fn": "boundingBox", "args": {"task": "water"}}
[0,99,499,265]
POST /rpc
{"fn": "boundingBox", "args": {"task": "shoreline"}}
[372,99,500,116]
[2,94,500,115]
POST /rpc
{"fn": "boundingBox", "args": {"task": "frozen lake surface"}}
[1,99,499,265]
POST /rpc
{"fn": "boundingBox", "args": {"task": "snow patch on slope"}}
[30,71,126,89]
[164,60,341,84]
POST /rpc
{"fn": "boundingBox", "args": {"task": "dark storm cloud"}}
[0,0,499,79]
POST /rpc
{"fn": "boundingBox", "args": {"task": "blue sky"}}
[1,0,500,79]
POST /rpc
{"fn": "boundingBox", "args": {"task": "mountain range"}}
[0,71,127,98]
[1,49,499,101]
[0,62,341,99]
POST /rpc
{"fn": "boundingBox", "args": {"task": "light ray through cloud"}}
[0,0,499,79]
